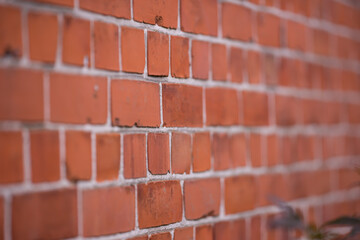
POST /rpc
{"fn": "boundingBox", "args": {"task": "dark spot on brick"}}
[114,118,120,125]
[3,47,20,58]
[155,15,163,24]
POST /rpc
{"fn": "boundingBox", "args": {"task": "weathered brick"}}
[196,225,213,240]
[184,178,220,219]
[138,181,182,228]
[121,27,145,73]
[206,88,239,126]
[212,133,231,171]
[230,134,247,167]
[275,95,299,126]
[12,189,77,240]
[247,51,261,84]
[214,220,245,240]
[111,79,160,127]
[50,73,107,124]
[211,43,228,81]
[171,36,189,78]
[257,174,287,206]
[0,6,22,57]
[147,31,169,76]
[0,131,23,184]
[267,134,280,166]
[133,0,177,28]
[30,131,60,183]
[162,83,203,127]
[80,0,130,19]
[0,68,43,121]
[287,20,307,51]
[222,3,252,41]
[150,232,171,240]
[312,29,330,56]
[171,132,191,174]
[257,12,281,47]
[32,0,73,6]
[250,133,262,167]
[192,132,211,172]
[96,133,120,181]
[192,40,209,80]
[229,47,244,82]
[242,91,269,126]
[124,134,147,179]
[174,227,193,240]
[83,186,135,236]
[147,133,170,175]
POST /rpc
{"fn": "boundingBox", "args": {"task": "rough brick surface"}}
[147,31,169,76]
[192,40,209,80]
[147,133,170,175]
[211,43,228,81]
[174,227,193,240]
[121,27,145,73]
[124,134,147,179]
[196,225,213,240]
[0,6,22,57]
[80,0,130,19]
[225,176,256,214]
[242,91,269,126]
[171,36,189,78]
[192,132,211,172]
[222,3,252,41]
[96,133,120,181]
[171,132,191,174]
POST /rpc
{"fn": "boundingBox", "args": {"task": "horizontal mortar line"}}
[0,156,358,195]
[4,0,360,42]
[1,60,360,104]
[64,188,360,240]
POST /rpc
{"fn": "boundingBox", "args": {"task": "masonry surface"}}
[0,0,360,239]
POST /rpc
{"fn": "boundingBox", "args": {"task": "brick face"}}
[80,0,130,19]
[222,3,252,41]
[0,6,22,57]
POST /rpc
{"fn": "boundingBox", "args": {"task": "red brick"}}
[162,83,203,127]
[257,13,281,47]
[247,51,261,84]
[28,12,58,63]
[147,133,170,175]
[30,131,60,183]
[171,132,191,174]
[184,178,220,219]
[266,134,280,166]
[50,73,107,124]
[296,135,315,161]
[83,186,135,236]
[121,27,145,73]
[133,0,177,28]
[212,133,231,171]
[196,225,213,240]
[230,134,247,167]
[278,57,294,87]
[302,99,322,124]
[111,79,160,127]
[322,136,343,160]
[206,88,239,126]
[308,63,324,89]
[306,170,330,196]
[192,132,211,172]
[225,175,256,214]
[229,47,244,82]
[0,6,22,57]
[0,131,23,184]
[150,232,171,240]
[124,134,147,179]
[0,68,43,121]
[242,91,269,126]
[222,3,252,41]
[148,31,169,76]
[66,131,92,181]
[174,227,193,240]
[94,21,119,71]
[348,104,360,124]
[31,0,73,6]
[262,53,277,85]
[286,20,307,51]
[250,216,261,240]
[275,95,299,126]
[211,43,228,81]
[12,189,77,240]
[312,29,329,56]
[250,133,262,167]
[342,71,359,92]
[0,197,3,240]
[281,135,298,165]
[181,0,218,36]
[338,168,360,190]
[62,16,90,66]
[137,181,182,228]
[96,133,120,181]
[257,174,287,206]
[286,172,308,200]
[127,236,148,240]
[80,0,130,19]
[214,220,245,240]
[171,36,189,78]
[192,40,209,80]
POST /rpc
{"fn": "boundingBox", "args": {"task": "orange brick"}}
[312,29,329,56]
[206,88,240,126]
[0,6,22,57]
[192,132,211,172]
[148,133,170,175]
[50,73,107,124]
[296,135,315,161]
[79,0,130,19]
[287,20,307,51]
[171,36,189,78]
[121,27,145,73]
[257,174,288,206]
[0,131,23,184]
[82,186,135,236]
[250,216,261,240]
[192,40,209,80]
[225,175,256,214]
[150,232,171,240]
[65,131,92,181]
[242,91,269,126]
[0,68,43,121]
[211,43,228,81]
[196,225,213,240]
[267,134,280,166]
[31,0,73,6]
[30,131,60,183]
[247,51,261,84]
[212,133,231,171]
[138,181,182,228]
[171,132,191,174]
[257,12,281,47]
[94,21,119,71]
[174,227,193,240]
[348,103,360,124]
[124,134,147,179]
[127,236,148,240]
[0,197,3,240]
[184,178,220,219]
[12,189,77,239]
[275,95,299,126]
[302,99,322,124]
[222,3,252,41]
[133,0,178,28]
[96,133,120,181]
[262,53,277,86]
[62,16,90,66]
[229,47,244,82]
[147,31,169,76]
[230,134,247,167]
[28,12,58,63]
[162,83,203,127]
[250,133,262,167]
[111,79,160,127]
[181,0,218,36]
[214,220,245,240]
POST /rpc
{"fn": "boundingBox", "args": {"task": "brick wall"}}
[0,0,359,239]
